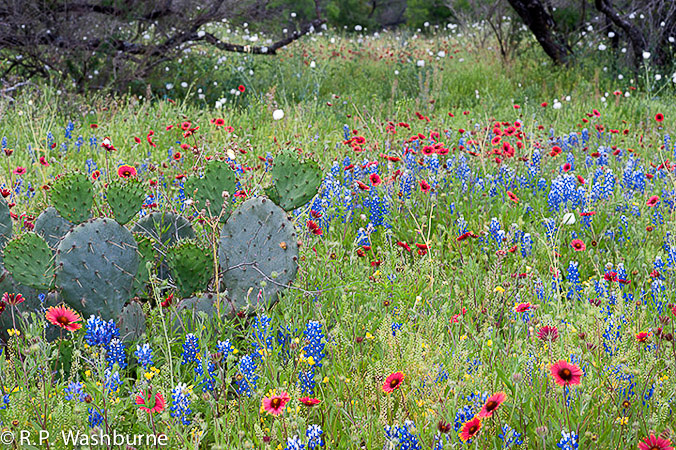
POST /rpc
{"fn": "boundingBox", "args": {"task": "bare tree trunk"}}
[594,0,647,68]
[506,0,571,64]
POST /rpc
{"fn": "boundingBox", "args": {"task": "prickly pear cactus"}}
[166,240,212,298]
[265,152,322,211]
[118,302,146,342]
[132,233,155,294]
[106,178,146,225]
[0,197,11,249]
[184,160,236,219]
[2,233,54,290]
[132,211,195,280]
[55,218,139,321]
[218,197,298,315]
[171,293,216,333]
[49,172,94,224]
[35,207,72,250]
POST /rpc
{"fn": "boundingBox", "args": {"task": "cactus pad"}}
[166,240,212,297]
[184,160,237,219]
[131,211,195,280]
[55,218,139,320]
[35,207,72,250]
[49,172,94,224]
[106,178,146,225]
[132,233,156,294]
[171,293,216,333]
[0,197,11,250]
[2,233,54,290]
[265,152,322,211]
[118,301,146,342]
[218,197,298,315]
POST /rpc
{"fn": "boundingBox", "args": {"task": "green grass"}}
[0,29,675,450]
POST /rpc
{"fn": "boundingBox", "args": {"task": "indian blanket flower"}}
[2,292,24,306]
[537,325,559,342]
[654,113,664,123]
[638,434,673,450]
[550,360,583,386]
[382,371,404,393]
[478,392,506,418]
[46,305,83,331]
[261,391,290,416]
[136,390,166,414]
[635,332,650,343]
[369,173,382,186]
[300,397,321,407]
[507,191,519,203]
[647,196,660,207]
[570,239,586,251]
[459,417,482,442]
[13,166,26,176]
[514,302,536,313]
[117,164,137,178]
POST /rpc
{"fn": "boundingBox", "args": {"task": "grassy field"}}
[1,29,676,450]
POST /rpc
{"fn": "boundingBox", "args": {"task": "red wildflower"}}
[397,241,411,252]
[458,417,482,442]
[647,196,660,207]
[477,392,506,418]
[261,391,290,416]
[299,397,321,407]
[635,332,650,342]
[507,191,519,203]
[369,173,382,186]
[549,360,583,386]
[238,85,246,93]
[2,293,24,306]
[307,220,322,236]
[147,130,157,147]
[570,239,586,251]
[654,113,664,123]
[45,305,82,332]
[117,165,137,178]
[638,434,673,450]
[514,302,535,313]
[537,325,559,342]
[419,179,431,193]
[12,166,26,176]
[382,372,404,393]
[136,390,166,414]
[39,156,49,167]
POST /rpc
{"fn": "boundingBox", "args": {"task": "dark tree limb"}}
[594,0,647,67]
[506,0,571,65]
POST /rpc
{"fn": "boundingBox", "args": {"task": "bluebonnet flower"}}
[217,340,233,359]
[104,369,123,393]
[0,394,9,410]
[170,383,192,425]
[251,315,274,357]
[383,420,421,450]
[557,430,578,450]
[285,435,305,450]
[64,382,87,402]
[236,354,259,397]
[88,407,104,428]
[306,424,324,449]
[499,425,523,448]
[194,351,217,392]
[181,334,199,364]
[303,321,325,368]
[85,316,120,347]
[106,339,127,370]
[135,343,153,369]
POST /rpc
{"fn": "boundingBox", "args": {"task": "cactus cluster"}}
[1,151,321,339]
[265,152,322,211]
[184,160,237,219]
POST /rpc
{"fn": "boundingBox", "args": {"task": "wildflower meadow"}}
[1,22,676,450]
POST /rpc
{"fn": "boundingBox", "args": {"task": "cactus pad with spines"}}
[118,302,146,342]
[35,207,72,250]
[171,293,216,333]
[218,197,298,315]
[0,197,11,250]
[55,218,139,320]
[184,160,237,219]
[49,172,94,224]
[2,233,54,290]
[131,233,156,294]
[166,240,212,297]
[106,178,146,225]
[131,211,195,280]
[265,152,322,211]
